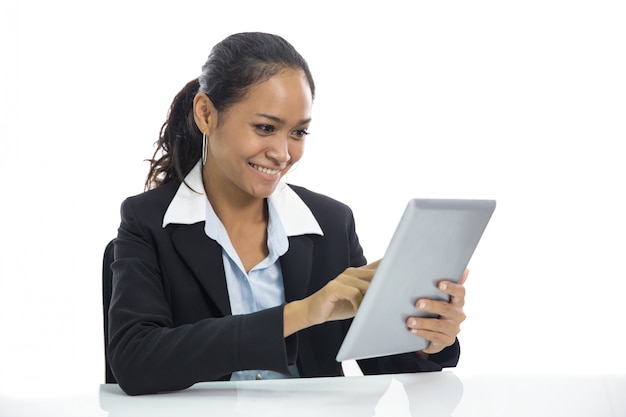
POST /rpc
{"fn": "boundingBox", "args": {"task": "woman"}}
[108,32,467,396]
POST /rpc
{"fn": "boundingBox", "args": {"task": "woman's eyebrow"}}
[256,113,311,126]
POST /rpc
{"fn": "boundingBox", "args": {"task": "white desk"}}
[2,371,625,416]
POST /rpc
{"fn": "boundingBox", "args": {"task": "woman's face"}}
[198,68,312,201]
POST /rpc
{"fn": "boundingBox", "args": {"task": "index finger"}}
[344,259,381,282]
[359,259,382,270]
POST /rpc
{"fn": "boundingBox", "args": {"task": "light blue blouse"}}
[161,161,323,380]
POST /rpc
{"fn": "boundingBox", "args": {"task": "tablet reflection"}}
[99,372,463,417]
[395,371,464,416]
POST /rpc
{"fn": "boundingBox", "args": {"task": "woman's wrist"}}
[283,300,313,337]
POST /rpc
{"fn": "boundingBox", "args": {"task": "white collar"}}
[162,161,323,237]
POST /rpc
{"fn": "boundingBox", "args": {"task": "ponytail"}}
[145,79,202,190]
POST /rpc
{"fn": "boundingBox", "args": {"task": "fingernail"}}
[409,319,417,326]
[440,283,448,291]
[418,302,426,310]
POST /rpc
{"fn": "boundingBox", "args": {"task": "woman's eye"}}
[254,124,275,134]
[293,129,310,139]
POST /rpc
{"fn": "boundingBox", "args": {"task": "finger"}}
[344,265,378,282]
[360,259,382,270]
[329,285,364,311]
[415,299,466,322]
[316,281,365,322]
[336,273,371,295]
[407,317,461,351]
[409,328,456,349]
[347,259,382,280]
[437,281,466,306]
[407,316,457,335]
[408,315,462,335]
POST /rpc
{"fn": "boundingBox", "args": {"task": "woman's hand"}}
[406,269,469,355]
[283,260,380,337]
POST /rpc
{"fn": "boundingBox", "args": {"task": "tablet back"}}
[336,198,496,362]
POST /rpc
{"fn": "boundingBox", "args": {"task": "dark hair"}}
[145,32,315,190]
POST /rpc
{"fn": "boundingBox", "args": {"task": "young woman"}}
[108,32,467,396]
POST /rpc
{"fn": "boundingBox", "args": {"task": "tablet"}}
[336,198,496,362]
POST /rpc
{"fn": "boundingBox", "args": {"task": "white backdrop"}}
[1,0,625,398]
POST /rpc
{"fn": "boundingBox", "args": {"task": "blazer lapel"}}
[281,235,314,302]
[170,223,231,316]
[170,225,314,312]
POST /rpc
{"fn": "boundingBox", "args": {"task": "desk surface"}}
[2,371,625,417]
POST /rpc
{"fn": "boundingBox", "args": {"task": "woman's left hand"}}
[406,269,469,355]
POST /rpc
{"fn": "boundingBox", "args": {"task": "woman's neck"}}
[202,166,270,272]
[202,169,267,231]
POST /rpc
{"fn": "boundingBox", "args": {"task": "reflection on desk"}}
[1,371,624,417]
[100,371,462,417]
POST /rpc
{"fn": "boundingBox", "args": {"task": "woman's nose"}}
[266,135,290,165]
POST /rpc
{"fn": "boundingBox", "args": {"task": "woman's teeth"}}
[250,163,280,175]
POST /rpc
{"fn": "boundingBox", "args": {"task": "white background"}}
[1,0,625,398]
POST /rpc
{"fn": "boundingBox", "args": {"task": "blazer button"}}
[255,373,263,380]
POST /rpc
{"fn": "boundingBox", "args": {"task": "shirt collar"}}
[162,161,324,237]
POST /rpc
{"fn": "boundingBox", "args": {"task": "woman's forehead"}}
[228,69,313,121]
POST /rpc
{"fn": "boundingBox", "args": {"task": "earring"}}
[283,161,300,183]
[202,132,207,166]
[289,161,300,174]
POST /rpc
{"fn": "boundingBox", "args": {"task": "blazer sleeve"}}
[357,339,460,375]
[107,197,291,395]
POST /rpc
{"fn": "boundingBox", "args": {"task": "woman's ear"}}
[193,92,217,135]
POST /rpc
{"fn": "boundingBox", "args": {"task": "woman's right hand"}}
[283,260,381,337]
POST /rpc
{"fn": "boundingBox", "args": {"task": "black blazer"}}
[108,180,460,395]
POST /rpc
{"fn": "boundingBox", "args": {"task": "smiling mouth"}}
[249,162,281,175]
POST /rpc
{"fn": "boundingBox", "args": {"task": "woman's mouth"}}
[249,162,281,175]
